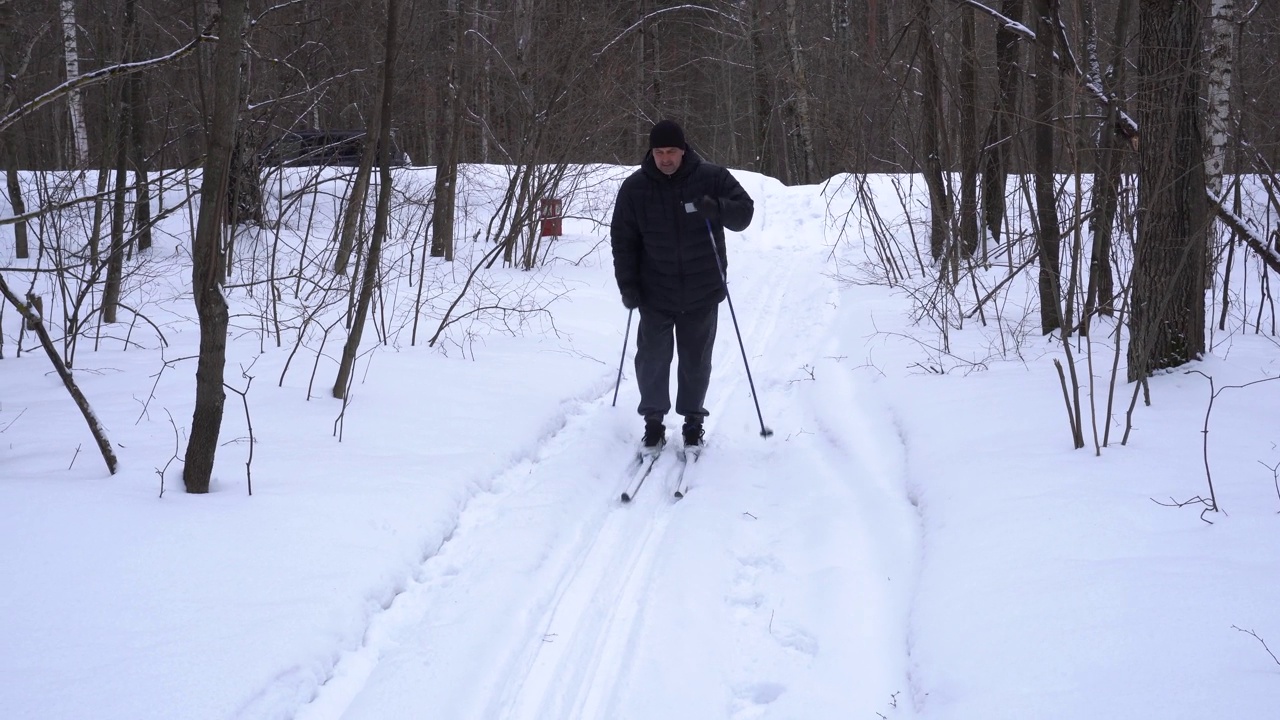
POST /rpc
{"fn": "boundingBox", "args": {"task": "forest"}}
[2,0,1279,493]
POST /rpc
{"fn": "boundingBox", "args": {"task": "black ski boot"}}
[642,416,666,455]
[682,418,704,450]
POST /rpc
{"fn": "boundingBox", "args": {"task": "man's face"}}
[653,147,685,175]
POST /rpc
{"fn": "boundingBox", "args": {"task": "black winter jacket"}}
[610,147,754,315]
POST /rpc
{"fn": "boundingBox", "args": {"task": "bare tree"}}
[430,0,462,261]
[980,0,1024,250]
[750,0,777,177]
[0,0,28,258]
[957,2,979,258]
[184,0,248,494]
[1127,0,1209,382]
[1083,0,1134,324]
[1031,0,1063,334]
[335,0,401,400]
[916,0,951,264]
[782,0,818,184]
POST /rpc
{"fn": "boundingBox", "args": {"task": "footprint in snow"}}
[730,681,786,718]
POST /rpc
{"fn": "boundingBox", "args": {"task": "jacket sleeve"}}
[610,178,642,295]
[716,169,754,233]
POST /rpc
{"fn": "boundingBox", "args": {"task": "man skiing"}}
[610,119,755,453]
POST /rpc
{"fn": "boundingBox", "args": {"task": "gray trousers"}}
[635,304,718,422]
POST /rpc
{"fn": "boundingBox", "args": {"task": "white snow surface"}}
[3,166,1279,720]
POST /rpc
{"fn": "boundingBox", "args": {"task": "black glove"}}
[620,287,642,310]
[694,195,721,222]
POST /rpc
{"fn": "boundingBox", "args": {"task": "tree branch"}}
[0,28,212,137]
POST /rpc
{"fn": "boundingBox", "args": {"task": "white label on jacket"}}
[683,202,697,213]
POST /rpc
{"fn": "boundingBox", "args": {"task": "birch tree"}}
[1202,0,1237,287]
[1203,0,1237,199]
[60,0,89,166]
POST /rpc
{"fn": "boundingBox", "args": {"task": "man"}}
[610,119,755,452]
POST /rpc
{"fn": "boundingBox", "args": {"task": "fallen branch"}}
[1209,194,1280,276]
[0,273,118,474]
[1232,625,1280,668]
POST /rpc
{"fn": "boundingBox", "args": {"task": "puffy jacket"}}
[610,147,754,315]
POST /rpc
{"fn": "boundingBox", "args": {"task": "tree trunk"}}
[473,0,492,163]
[1084,0,1134,324]
[640,0,661,152]
[333,125,378,275]
[917,0,950,263]
[1127,0,1209,383]
[3,143,25,257]
[1032,0,1063,334]
[783,0,818,184]
[431,0,460,261]
[957,3,979,259]
[750,0,774,177]
[1203,0,1237,288]
[60,0,90,166]
[131,70,152,253]
[1204,0,1236,199]
[831,0,852,77]
[334,0,400,400]
[184,0,247,494]
[0,0,27,257]
[104,0,140,323]
[981,0,1024,250]
[103,106,128,323]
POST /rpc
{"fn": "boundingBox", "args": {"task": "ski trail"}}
[590,184,918,719]
[458,195,812,719]
[497,459,675,719]
[291,178,917,720]
[292,386,656,720]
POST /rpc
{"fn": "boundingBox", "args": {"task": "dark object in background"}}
[262,130,410,167]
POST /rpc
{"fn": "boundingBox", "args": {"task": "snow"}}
[2,165,1279,720]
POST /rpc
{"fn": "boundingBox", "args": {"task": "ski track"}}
[497,457,675,719]
[494,210,807,719]
[291,183,913,719]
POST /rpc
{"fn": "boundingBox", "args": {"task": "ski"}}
[673,446,701,499]
[620,444,665,503]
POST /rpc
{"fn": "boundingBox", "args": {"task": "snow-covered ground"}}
[2,166,1278,719]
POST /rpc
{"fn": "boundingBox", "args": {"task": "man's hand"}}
[621,287,642,309]
[695,195,721,222]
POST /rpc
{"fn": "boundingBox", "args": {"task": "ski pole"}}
[705,219,773,438]
[611,308,633,407]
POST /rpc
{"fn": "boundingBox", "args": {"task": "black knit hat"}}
[649,119,686,150]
